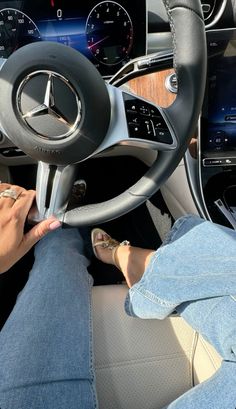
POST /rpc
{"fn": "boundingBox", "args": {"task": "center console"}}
[199,28,236,227]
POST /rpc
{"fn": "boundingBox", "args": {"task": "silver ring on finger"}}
[0,188,18,200]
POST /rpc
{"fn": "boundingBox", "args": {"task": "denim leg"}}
[164,295,236,409]
[125,215,236,408]
[125,215,236,319]
[167,360,236,409]
[161,214,206,246]
[177,294,236,361]
[0,228,97,409]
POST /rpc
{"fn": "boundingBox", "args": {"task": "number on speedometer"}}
[86,1,133,66]
[0,8,41,58]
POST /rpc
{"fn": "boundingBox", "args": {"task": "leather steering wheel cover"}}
[64,0,207,226]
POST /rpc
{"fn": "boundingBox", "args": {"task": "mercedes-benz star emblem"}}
[16,70,82,140]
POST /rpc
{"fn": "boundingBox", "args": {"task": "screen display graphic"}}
[202,29,236,153]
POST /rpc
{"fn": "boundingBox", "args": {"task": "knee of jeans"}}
[35,227,84,257]
[177,214,203,225]
[34,227,62,252]
[163,214,204,245]
[177,214,205,233]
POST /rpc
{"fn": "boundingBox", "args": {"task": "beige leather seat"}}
[92,285,222,409]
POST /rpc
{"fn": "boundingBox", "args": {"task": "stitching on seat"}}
[190,331,199,387]
[95,353,190,370]
[199,336,222,370]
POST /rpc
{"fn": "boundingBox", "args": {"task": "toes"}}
[96,232,103,241]
[91,229,120,267]
[94,234,113,264]
[95,232,110,244]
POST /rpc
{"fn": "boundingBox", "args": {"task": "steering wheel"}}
[0,0,206,226]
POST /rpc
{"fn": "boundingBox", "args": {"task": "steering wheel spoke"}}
[122,91,177,151]
[94,85,177,155]
[35,162,76,220]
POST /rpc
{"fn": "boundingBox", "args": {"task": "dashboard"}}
[0,0,147,77]
[0,0,235,229]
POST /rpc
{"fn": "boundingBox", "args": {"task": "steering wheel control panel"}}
[0,0,146,77]
[124,94,173,145]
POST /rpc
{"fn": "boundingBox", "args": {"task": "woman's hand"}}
[0,183,61,274]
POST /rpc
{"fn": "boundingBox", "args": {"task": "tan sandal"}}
[91,228,130,271]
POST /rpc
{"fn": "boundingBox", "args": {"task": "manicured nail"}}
[49,220,62,231]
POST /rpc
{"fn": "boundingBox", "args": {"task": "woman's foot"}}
[91,229,155,288]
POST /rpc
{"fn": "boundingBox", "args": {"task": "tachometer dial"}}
[86,1,133,66]
[0,9,41,58]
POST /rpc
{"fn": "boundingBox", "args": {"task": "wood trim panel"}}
[127,69,176,108]
[127,69,197,158]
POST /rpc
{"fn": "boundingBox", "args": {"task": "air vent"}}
[201,0,216,21]
[0,147,25,157]
[201,0,227,28]
[0,132,4,144]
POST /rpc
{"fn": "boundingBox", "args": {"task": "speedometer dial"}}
[86,1,133,66]
[0,9,41,58]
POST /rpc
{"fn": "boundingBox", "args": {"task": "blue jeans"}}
[0,228,97,409]
[125,215,236,408]
[1,216,236,408]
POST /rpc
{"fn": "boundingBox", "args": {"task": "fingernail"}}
[49,220,62,231]
[97,232,103,240]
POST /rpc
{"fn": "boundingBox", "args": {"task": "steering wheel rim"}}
[0,0,206,226]
[65,0,207,226]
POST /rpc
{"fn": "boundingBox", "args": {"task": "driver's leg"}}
[93,214,236,408]
[163,293,236,409]
[0,228,97,409]
[166,359,236,409]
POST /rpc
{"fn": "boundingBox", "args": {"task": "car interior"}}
[0,0,235,408]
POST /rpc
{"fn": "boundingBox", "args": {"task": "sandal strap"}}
[112,240,130,271]
[93,238,120,250]
[120,240,130,246]
[93,237,130,271]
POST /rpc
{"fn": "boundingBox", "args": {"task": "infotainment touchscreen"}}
[201,29,236,153]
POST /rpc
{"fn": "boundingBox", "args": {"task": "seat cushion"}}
[92,285,197,409]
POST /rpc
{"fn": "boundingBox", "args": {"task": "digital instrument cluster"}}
[0,0,147,77]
